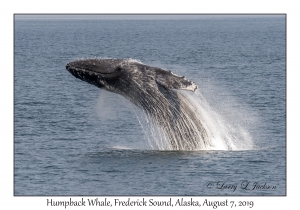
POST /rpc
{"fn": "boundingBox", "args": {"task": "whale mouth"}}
[66,60,114,73]
[66,62,117,76]
[66,60,123,88]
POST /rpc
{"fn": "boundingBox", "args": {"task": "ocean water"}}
[14,15,286,196]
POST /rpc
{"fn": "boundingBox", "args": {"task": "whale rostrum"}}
[66,58,213,150]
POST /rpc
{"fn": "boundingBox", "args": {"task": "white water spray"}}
[130,88,254,151]
[186,90,254,150]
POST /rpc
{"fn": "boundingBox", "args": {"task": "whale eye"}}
[115,66,122,71]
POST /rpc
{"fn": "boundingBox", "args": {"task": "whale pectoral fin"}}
[155,69,198,92]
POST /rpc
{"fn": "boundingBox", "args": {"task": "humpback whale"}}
[66,58,213,150]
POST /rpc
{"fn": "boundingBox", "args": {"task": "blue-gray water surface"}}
[14,15,286,196]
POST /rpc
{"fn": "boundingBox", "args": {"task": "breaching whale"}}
[66,58,213,150]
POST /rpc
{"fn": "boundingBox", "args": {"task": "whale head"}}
[66,59,126,89]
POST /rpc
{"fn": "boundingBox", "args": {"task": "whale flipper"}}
[154,68,197,92]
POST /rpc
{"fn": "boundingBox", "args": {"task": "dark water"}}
[14,15,286,195]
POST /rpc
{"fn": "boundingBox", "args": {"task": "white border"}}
[2,1,297,209]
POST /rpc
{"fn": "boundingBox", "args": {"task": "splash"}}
[185,90,254,150]
[131,88,254,151]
